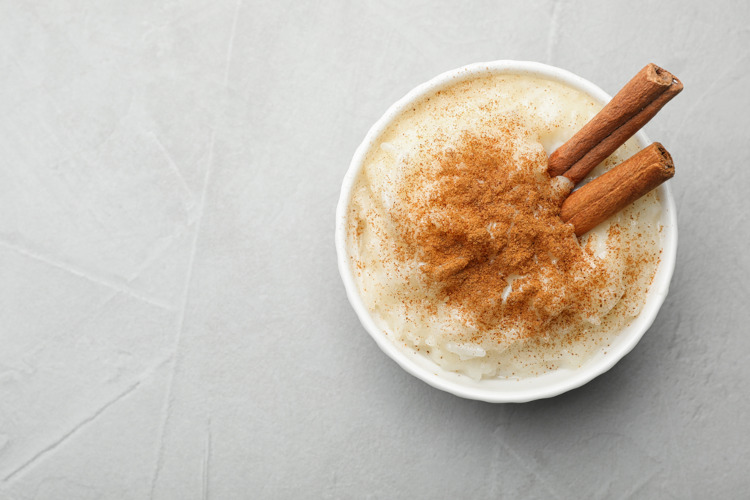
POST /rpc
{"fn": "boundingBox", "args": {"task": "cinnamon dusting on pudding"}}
[389,125,624,339]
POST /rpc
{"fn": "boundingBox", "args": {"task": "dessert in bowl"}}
[336,61,678,402]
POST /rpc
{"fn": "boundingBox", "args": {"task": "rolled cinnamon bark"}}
[548,64,682,184]
[560,142,674,236]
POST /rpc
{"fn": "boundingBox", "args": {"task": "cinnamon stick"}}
[560,142,674,236]
[548,64,682,184]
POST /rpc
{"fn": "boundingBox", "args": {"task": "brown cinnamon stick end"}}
[547,148,571,177]
[652,141,674,170]
[560,142,674,236]
[647,63,674,87]
[650,63,684,95]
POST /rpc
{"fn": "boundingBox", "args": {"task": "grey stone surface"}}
[0,0,748,498]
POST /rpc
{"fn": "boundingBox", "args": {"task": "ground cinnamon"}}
[548,63,682,183]
[392,127,612,336]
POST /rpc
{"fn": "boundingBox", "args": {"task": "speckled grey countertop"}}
[1,1,748,498]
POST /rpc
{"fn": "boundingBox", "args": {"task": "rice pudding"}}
[345,72,663,380]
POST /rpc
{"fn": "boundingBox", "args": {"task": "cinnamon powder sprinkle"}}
[388,122,622,341]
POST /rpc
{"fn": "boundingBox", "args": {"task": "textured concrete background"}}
[0,1,748,498]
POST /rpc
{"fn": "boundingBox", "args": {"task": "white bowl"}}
[335,60,677,403]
